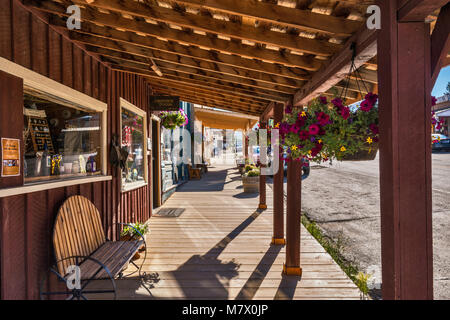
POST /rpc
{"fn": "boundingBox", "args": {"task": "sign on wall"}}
[1,138,20,177]
[150,96,180,111]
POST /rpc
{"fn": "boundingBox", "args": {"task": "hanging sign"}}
[1,138,20,177]
[150,96,180,111]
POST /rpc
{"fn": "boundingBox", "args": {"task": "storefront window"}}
[121,100,147,191]
[23,92,103,184]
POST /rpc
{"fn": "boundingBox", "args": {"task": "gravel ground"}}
[285,152,450,300]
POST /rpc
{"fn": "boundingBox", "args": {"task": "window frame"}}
[120,98,148,193]
[0,57,110,196]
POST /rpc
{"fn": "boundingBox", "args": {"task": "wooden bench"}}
[43,196,147,299]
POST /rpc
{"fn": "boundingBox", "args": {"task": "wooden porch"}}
[94,166,360,300]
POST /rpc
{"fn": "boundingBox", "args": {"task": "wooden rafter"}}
[112,66,287,102]
[56,18,311,80]
[40,4,322,71]
[170,0,363,37]
[146,79,269,105]
[65,0,341,56]
[89,44,302,92]
[149,82,266,108]
[398,0,449,22]
[153,88,263,115]
[431,3,450,86]
[294,28,377,106]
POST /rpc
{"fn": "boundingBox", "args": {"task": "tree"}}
[446,82,450,95]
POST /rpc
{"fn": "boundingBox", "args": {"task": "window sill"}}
[0,175,112,198]
[121,181,148,193]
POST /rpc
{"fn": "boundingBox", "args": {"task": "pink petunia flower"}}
[319,96,328,105]
[369,123,379,135]
[308,124,320,135]
[299,130,309,140]
[317,112,330,126]
[341,107,350,120]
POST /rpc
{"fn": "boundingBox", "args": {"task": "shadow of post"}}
[235,245,283,300]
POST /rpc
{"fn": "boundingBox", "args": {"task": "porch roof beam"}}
[170,0,362,37]
[78,39,303,88]
[102,55,298,95]
[293,28,377,106]
[34,2,322,71]
[67,0,341,57]
[431,3,450,86]
[398,0,449,22]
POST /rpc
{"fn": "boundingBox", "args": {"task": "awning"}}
[195,107,258,131]
[436,109,450,117]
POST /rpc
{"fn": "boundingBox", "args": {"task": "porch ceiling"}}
[24,0,440,116]
[195,106,258,130]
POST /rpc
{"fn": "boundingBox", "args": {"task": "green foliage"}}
[244,164,256,172]
[244,168,260,177]
[160,109,188,130]
[120,222,149,238]
[355,272,371,297]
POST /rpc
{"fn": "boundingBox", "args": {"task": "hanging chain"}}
[339,42,370,102]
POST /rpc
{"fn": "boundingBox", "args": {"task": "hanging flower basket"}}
[279,93,380,164]
[159,109,188,130]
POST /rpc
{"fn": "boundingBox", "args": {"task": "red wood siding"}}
[0,0,153,300]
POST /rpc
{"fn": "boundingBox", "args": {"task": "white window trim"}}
[0,57,109,193]
[120,98,148,193]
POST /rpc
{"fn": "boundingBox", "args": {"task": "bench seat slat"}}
[79,241,143,280]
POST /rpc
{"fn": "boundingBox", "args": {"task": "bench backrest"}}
[53,196,106,274]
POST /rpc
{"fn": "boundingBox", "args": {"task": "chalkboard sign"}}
[150,96,180,111]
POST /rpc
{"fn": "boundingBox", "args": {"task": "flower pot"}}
[120,234,144,260]
[342,143,379,161]
[242,175,260,193]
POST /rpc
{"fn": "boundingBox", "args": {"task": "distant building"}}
[434,94,450,136]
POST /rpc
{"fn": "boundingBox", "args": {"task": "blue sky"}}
[432,66,450,97]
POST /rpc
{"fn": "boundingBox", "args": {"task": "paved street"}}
[284,152,450,299]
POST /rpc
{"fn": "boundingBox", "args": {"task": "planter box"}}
[242,175,260,193]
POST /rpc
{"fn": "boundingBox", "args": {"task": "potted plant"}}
[120,222,149,260]
[242,166,260,193]
[159,109,188,130]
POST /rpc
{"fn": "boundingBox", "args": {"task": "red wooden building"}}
[0,0,449,300]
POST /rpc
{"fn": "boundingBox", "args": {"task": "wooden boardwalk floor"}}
[94,165,361,300]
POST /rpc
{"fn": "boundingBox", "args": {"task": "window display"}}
[23,92,102,184]
[121,103,147,191]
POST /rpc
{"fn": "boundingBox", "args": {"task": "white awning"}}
[436,109,450,117]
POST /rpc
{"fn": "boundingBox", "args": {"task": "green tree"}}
[446,82,450,95]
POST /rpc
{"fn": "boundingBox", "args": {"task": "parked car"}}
[432,134,450,152]
[267,153,310,180]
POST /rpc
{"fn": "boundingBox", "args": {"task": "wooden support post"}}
[377,0,433,300]
[272,103,285,245]
[283,160,302,276]
[201,124,205,163]
[258,121,267,210]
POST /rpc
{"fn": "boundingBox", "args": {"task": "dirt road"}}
[296,152,450,299]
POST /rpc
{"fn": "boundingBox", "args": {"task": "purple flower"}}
[285,105,293,114]
[369,123,379,135]
[360,100,373,112]
[299,130,309,141]
[332,98,344,108]
[319,96,328,105]
[317,112,330,126]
